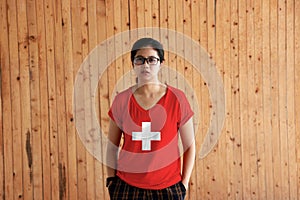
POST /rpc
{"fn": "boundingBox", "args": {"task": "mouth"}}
[142,71,150,74]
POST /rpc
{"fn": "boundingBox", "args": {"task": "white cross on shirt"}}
[132,122,161,151]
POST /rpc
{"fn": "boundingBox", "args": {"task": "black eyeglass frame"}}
[133,56,160,65]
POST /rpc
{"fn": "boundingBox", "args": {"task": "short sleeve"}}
[178,92,194,127]
[108,88,132,130]
[168,86,194,127]
[108,97,123,128]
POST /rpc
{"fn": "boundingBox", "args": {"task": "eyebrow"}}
[134,55,159,58]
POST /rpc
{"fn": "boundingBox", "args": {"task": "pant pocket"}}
[108,177,119,197]
[179,181,187,192]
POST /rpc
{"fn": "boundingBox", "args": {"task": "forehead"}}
[135,47,158,57]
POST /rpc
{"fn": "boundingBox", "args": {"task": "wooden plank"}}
[223,1,237,199]
[278,0,289,198]
[27,0,44,198]
[61,0,78,199]
[113,0,124,93]
[175,0,184,89]
[183,0,193,199]
[128,0,138,55]
[84,38,95,200]
[105,0,116,99]
[191,0,201,198]
[167,0,177,87]
[159,0,168,35]
[166,0,178,87]
[95,0,106,198]
[44,0,60,198]
[52,0,70,199]
[222,0,234,198]
[206,0,215,60]
[246,0,259,199]
[270,0,281,198]
[35,0,52,199]
[238,0,250,198]
[286,0,297,199]
[262,0,274,199]
[16,0,33,199]
[89,1,104,200]
[70,0,84,199]
[136,0,145,37]
[215,1,230,198]
[151,0,159,39]
[253,0,266,199]
[294,0,300,198]
[0,75,3,199]
[0,1,8,198]
[78,0,89,199]
[129,0,138,34]
[1,0,14,199]
[7,1,22,200]
[97,0,109,198]
[144,0,152,36]
[215,0,227,198]
[183,0,193,92]
[198,0,208,198]
[105,12,123,198]
[0,1,4,191]
[0,0,3,194]
[159,0,169,86]
[204,0,219,198]
[71,0,86,199]
[245,0,257,198]
[98,31,110,200]
[105,5,122,189]
[121,0,132,88]
[229,0,244,198]
[86,0,97,199]
[105,0,117,198]
[75,34,87,200]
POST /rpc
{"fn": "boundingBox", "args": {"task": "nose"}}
[143,62,150,68]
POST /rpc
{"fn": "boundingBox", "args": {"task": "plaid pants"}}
[108,176,186,200]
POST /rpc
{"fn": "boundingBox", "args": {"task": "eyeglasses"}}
[133,56,160,65]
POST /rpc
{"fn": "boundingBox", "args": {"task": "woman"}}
[106,38,195,200]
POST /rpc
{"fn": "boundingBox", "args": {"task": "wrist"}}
[182,179,188,185]
[106,168,116,177]
[181,177,190,187]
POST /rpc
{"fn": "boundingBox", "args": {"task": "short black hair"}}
[131,38,165,63]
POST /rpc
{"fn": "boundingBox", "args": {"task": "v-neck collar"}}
[130,86,169,111]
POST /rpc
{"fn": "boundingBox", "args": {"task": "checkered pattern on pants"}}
[107,176,186,200]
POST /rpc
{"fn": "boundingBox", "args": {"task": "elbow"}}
[184,141,196,157]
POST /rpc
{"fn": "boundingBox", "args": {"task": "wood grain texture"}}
[0,0,299,199]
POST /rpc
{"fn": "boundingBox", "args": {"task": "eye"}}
[148,57,156,64]
[133,57,145,65]
[148,57,159,64]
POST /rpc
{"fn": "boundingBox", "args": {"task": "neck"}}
[137,77,159,87]
[134,82,165,96]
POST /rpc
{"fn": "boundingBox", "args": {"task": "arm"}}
[106,119,122,177]
[179,117,196,189]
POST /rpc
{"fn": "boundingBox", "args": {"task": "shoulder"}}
[167,85,192,110]
[109,87,134,112]
[112,87,133,102]
[167,85,187,100]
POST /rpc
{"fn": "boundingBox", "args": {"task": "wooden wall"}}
[1,0,299,199]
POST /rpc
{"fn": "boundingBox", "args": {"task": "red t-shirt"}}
[108,85,194,189]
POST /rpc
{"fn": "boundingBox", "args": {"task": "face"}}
[133,47,161,84]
